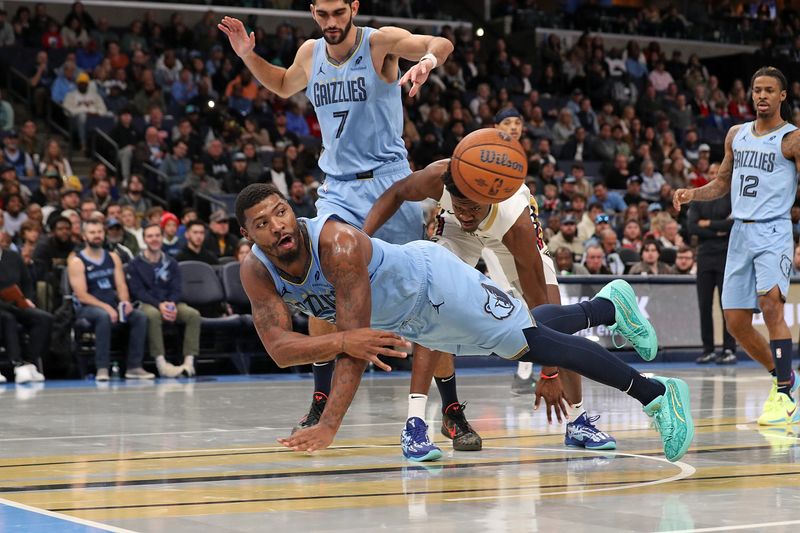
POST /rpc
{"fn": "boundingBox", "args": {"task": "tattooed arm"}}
[674,125,739,210]
[241,252,408,368]
[278,221,410,451]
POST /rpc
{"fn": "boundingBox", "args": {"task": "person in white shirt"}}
[63,72,108,152]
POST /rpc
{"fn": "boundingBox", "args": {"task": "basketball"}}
[450,128,528,204]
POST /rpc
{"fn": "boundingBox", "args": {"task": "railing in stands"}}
[6,67,31,107]
[47,101,72,159]
[91,128,118,173]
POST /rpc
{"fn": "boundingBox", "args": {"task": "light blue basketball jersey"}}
[251,214,425,330]
[305,27,407,177]
[731,121,798,220]
[250,215,534,358]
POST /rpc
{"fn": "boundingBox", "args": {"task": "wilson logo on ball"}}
[479,150,524,172]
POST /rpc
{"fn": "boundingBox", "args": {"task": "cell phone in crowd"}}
[118,302,127,323]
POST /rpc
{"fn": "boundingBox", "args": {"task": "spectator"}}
[623,176,645,206]
[583,244,612,275]
[590,182,626,213]
[268,154,291,197]
[109,108,140,181]
[60,16,89,48]
[118,174,151,218]
[599,228,625,275]
[628,239,676,275]
[224,152,253,193]
[637,159,667,201]
[90,17,118,50]
[578,202,605,242]
[203,139,231,183]
[0,89,13,132]
[177,207,197,241]
[176,220,218,265]
[88,177,113,213]
[235,238,251,263]
[560,127,594,161]
[160,212,181,257]
[0,9,15,46]
[287,180,317,219]
[66,219,154,381]
[658,218,685,250]
[39,138,73,178]
[0,246,51,383]
[674,246,696,275]
[3,131,35,177]
[268,110,300,149]
[126,222,201,378]
[63,72,108,153]
[605,153,632,190]
[648,61,674,93]
[182,158,223,198]
[30,50,55,116]
[554,246,589,275]
[103,217,134,263]
[204,210,237,258]
[120,205,143,250]
[285,102,310,137]
[33,215,73,285]
[162,141,191,203]
[552,107,576,146]
[2,193,27,238]
[170,68,197,109]
[621,220,643,252]
[79,198,98,223]
[593,123,616,162]
[155,49,183,88]
[547,214,584,260]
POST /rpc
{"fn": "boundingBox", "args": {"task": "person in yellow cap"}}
[63,72,107,153]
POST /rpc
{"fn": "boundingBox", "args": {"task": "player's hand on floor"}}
[278,425,335,452]
[534,374,569,424]
[342,329,410,372]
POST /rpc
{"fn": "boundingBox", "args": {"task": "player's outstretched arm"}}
[673,125,739,210]
[242,254,352,367]
[372,26,454,97]
[363,159,449,236]
[502,211,549,309]
[218,16,312,98]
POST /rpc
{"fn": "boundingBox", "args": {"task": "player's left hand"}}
[534,375,569,424]
[278,424,336,452]
[399,57,434,97]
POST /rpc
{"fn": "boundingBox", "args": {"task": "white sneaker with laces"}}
[29,365,45,382]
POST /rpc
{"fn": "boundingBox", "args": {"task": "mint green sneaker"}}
[643,376,694,462]
[595,279,658,361]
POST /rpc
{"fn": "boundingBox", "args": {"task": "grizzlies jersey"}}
[78,250,117,307]
[305,27,407,177]
[251,214,425,330]
[731,121,798,220]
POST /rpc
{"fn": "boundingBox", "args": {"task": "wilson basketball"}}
[450,128,528,204]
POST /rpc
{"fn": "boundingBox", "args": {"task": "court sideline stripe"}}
[669,520,800,532]
[0,496,137,532]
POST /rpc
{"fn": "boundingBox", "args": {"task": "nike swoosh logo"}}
[787,406,797,418]
[669,383,686,423]
[448,424,457,439]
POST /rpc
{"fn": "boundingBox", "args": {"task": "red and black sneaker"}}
[291,392,327,435]
[440,402,482,451]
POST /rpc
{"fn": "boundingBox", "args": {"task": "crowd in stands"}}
[0,1,798,381]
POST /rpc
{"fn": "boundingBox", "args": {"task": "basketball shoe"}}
[511,374,536,395]
[292,392,327,434]
[596,279,658,361]
[642,376,694,462]
[565,413,617,450]
[401,417,442,462]
[759,370,800,426]
[440,403,482,451]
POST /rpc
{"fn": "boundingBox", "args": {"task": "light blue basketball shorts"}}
[398,241,534,359]
[722,218,793,311]
[315,160,425,245]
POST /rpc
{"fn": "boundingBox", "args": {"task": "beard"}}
[322,16,353,45]
[88,240,104,250]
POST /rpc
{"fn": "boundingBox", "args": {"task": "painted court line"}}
[670,519,800,532]
[0,496,138,533]
[444,447,695,501]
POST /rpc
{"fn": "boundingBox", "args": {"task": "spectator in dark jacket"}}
[0,247,52,383]
[176,220,218,265]
[287,180,317,219]
[127,222,201,377]
[203,209,237,258]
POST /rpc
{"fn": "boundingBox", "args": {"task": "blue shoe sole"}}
[564,438,618,450]
[403,449,443,462]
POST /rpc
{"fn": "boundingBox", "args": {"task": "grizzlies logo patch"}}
[481,282,515,320]
[781,254,792,279]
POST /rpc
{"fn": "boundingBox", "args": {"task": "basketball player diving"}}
[220,0,462,455]
[235,182,695,462]
[674,66,800,425]
[363,149,617,452]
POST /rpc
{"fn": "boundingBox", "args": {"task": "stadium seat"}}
[618,248,641,273]
[178,261,249,374]
[660,247,677,266]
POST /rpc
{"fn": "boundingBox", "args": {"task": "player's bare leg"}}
[291,317,336,434]
[726,287,799,425]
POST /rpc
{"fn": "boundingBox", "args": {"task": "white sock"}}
[516,362,533,379]
[183,355,195,366]
[408,394,428,421]
[155,355,168,366]
[567,401,585,423]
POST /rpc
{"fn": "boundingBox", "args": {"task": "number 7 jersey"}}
[305,27,407,177]
[731,121,798,221]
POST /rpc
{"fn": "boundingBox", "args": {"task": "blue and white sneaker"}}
[565,412,617,450]
[401,417,443,462]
